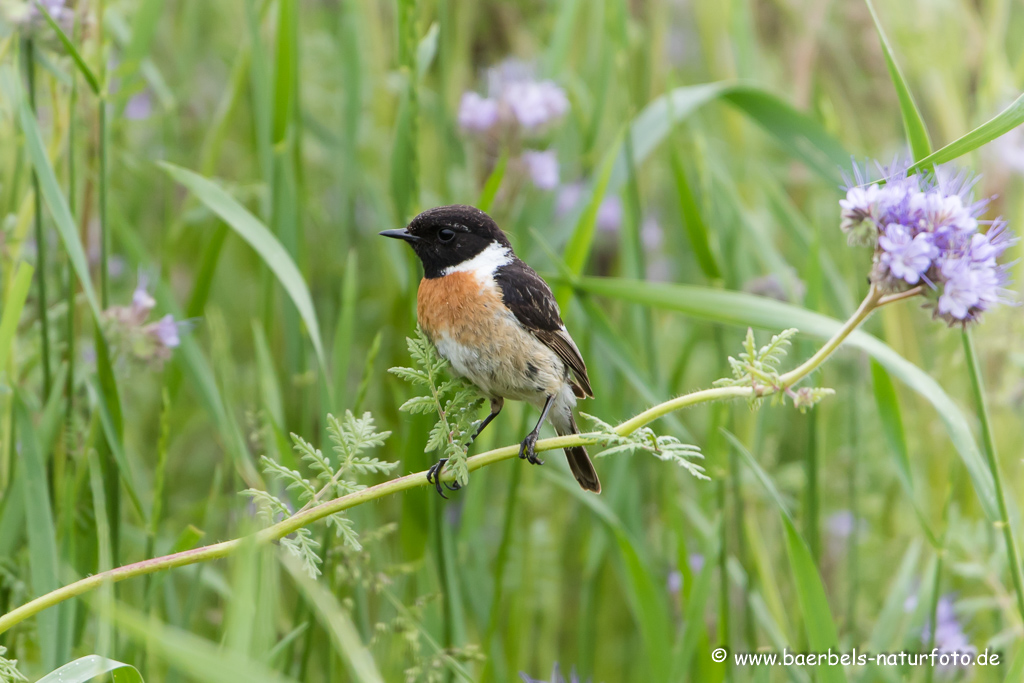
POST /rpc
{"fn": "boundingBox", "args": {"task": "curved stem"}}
[0,286,894,636]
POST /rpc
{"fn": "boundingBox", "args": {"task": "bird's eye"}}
[438,228,456,243]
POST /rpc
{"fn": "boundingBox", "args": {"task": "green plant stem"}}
[962,329,1024,624]
[25,38,52,398]
[0,284,893,636]
[98,0,108,308]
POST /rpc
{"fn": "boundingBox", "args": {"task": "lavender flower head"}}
[522,150,560,190]
[457,59,570,135]
[840,161,1016,325]
[103,274,183,367]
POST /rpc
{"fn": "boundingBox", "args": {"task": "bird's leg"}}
[426,458,459,498]
[519,395,554,466]
[472,397,504,441]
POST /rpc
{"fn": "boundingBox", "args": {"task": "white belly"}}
[434,309,568,405]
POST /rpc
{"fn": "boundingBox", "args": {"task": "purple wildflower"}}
[641,215,663,250]
[131,274,156,320]
[504,80,569,130]
[596,196,623,233]
[124,91,153,121]
[667,570,683,594]
[876,224,938,285]
[459,59,570,138]
[827,510,857,539]
[840,161,1016,325]
[522,150,559,190]
[457,92,499,132]
[148,314,181,350]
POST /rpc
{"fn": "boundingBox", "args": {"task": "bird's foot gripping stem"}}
[518,432,544,465]
[426,458,462,498]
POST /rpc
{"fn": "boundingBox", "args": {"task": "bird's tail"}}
[555,413,601,493]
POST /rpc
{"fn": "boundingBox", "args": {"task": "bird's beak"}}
[379,228,420,243]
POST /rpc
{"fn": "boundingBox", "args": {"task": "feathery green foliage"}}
[390,328,483,487]
[243,411,395,577]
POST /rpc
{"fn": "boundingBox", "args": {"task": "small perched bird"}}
[381,205,601,495]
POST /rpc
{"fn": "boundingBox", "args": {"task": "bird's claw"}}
[518,433,544,465]
[426,458,463,498]
[426,458,450,499]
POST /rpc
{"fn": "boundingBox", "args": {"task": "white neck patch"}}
[443,241,512,277]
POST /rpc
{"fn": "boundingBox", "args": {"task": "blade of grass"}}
[282,557,385,683]
[331,250,358,408]
[35,655,143,683]
[0,262,34,373]
[907,92,1024,173]
[670,522,719,679]
[85,379,145,518]
[87,447,114,656]
[864,0,932,160]
[476,151,508,213]
[962,329,1024,624]
[723,430,847,683]
[33,0,100,94]
[870,361,940,546]
[103,602,301,683]
[668,146,721,281]
[24,39,53,397]
[555,130,624,307]
[14,396,67,671]
[610,83,849,190]
[543,470,673,681]
[159,162,327,373]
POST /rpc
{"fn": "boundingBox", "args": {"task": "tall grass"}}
[0,1,1023,682]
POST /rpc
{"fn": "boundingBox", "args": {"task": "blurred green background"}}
[1,0,1023,681]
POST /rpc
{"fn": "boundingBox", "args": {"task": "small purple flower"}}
[457,92,499,132]
[148,314,181,349]
[839,184,882,245]
[827,510,857,539]
[936,258,1004,322]
[131,274,156,319]
[505,80,569,130]
[522,150,559,190]
[667,570,683,594]
[125,91,153,121]
[689,553,705,573]
[596,196,623,233]
[641,215,663,250]
[877,224,938,285]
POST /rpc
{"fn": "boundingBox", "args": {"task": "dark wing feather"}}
[494,259,594,398]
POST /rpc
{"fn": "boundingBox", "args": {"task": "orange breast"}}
[417,273,505,346]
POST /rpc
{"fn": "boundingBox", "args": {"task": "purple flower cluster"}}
[103,274,183,367]
[459,60,569,134]
[840,163,1016,325]
[458,60,570,191]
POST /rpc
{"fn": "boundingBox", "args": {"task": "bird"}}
[380,204,601,496]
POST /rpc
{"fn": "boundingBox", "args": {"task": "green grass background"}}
[1,0,1023,681]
